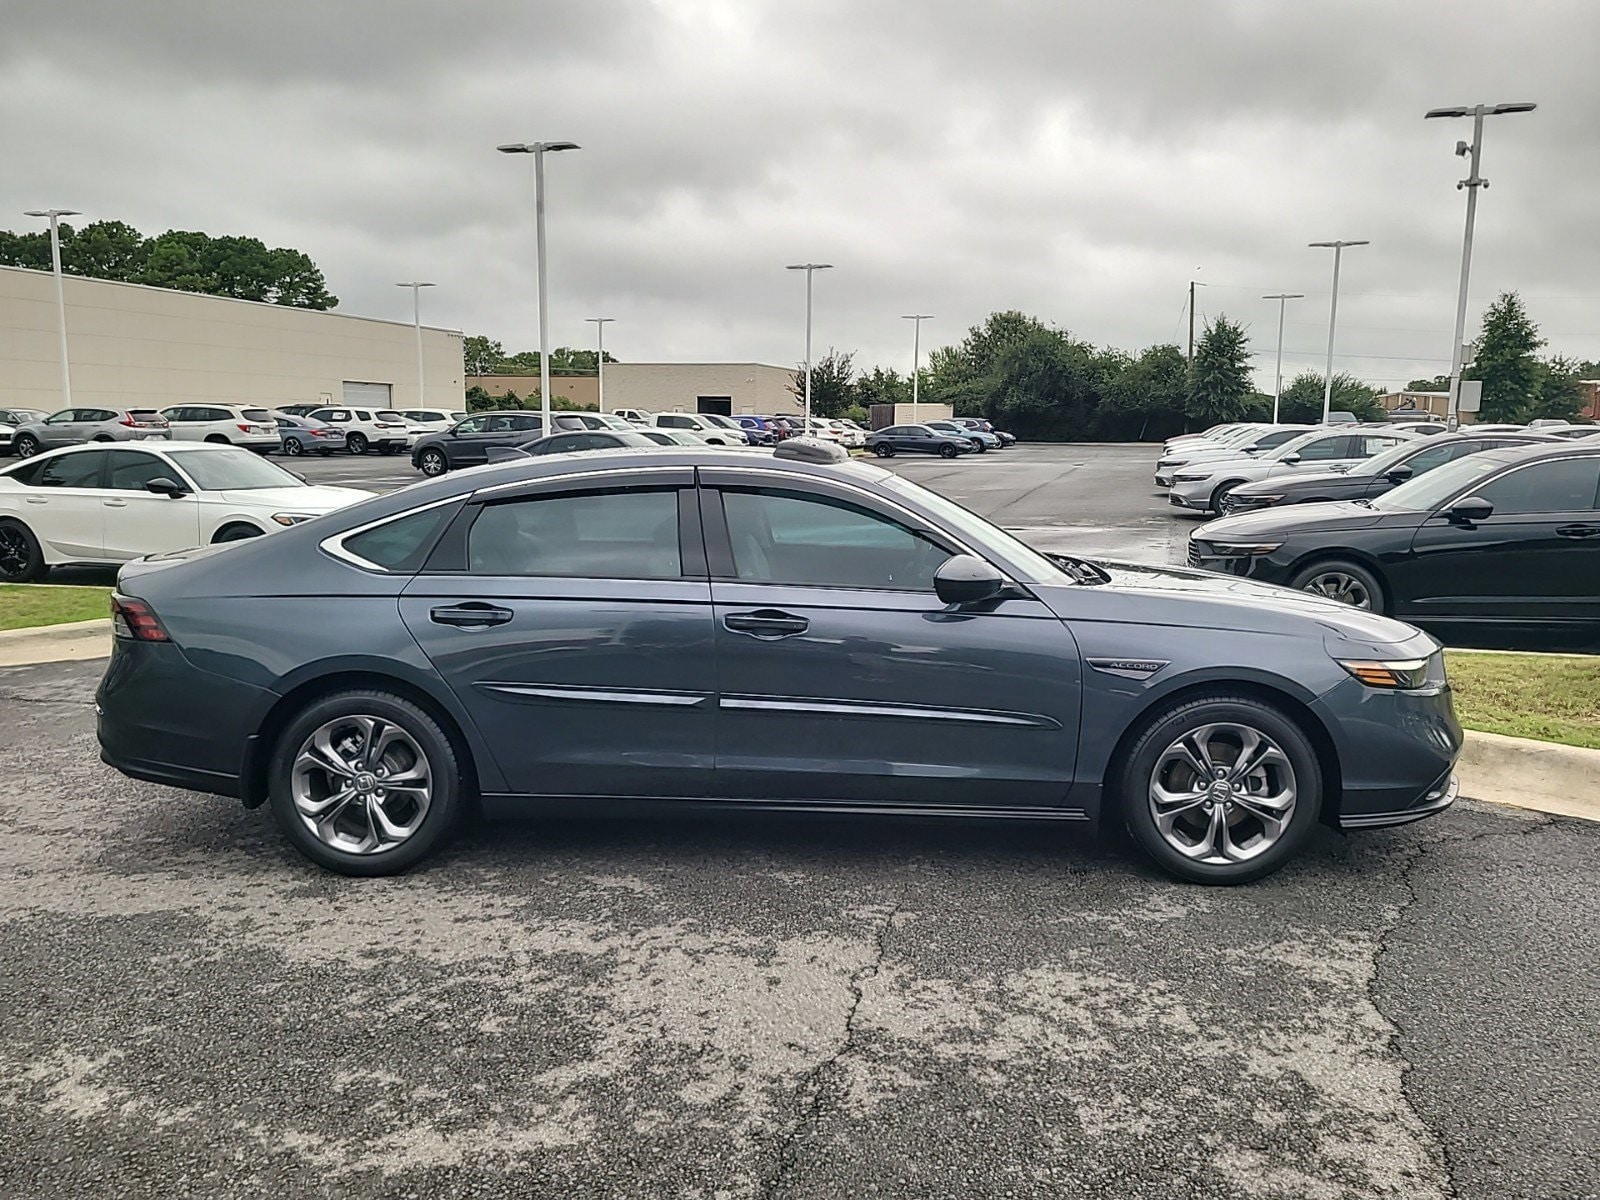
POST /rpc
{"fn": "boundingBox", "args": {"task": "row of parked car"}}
[1158,419,1600,641]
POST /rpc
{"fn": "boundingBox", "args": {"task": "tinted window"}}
[512,415,543,431]
[38,451,105,488]
[1398,442,1468,475]
[344,505,457,573]
[85,410,117,423]
[2,460,46,486]
[105,450,172,490]
[453,416,486,433]
[468,490,682,578]
[1255,429,1304,449]
[1358,435,1406,455]
[660,415,692,428]
[241,408,273,422]
[720,488,952,591]
[1475,458,1600,514]
[1295,437,1351,461]
[167,448,302,490]
[880,426,908,436]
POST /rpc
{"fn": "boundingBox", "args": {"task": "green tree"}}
[63,220,147,279]
[1467,291,1544,422]
[1274,371,1384,423]
[0,228,52,270]
[1187,316,1254,424]
[1098,343,1187,439]
[1405,375,1453,392]
[985,329,1106,440]
[924,310,1054,416]
[789,349,857,417]
[853,365,912,409]
[464,385,495,412]
[463,336,506,376]
[1530,355,1586,423]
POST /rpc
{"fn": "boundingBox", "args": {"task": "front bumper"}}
[1338,772,1458,829]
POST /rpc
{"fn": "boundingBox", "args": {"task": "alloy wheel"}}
[14,435,38,458]
[0,525,34,579]
[1147,722,1297,865]
[284,438,303,456]
[420,450,447,477]
[1301,571,1373,609]
[290,714,433,855]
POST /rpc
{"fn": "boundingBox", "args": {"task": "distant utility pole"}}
[585,317,614,411]
[1262,293,1305,423]
[1424,101,1537,430]
[24,208,80,408]
[901,314,932,422]
[396,281,436,408]
[1308,240,1369,423]
[786,263,833,425]
[1186,278,1206,372]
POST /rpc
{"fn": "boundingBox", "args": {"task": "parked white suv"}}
[160,404,280,453]
[306,407,413,454]
[611,408,651,425]
[650,412,742,445]
[397,408,468,434]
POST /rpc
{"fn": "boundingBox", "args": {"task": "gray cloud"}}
[4,0,1597,389]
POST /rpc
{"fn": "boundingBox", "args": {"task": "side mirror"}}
[1280,453,1302,465]
[145,476,189,499]
[1444,495,1493,524]
[1385,464,1415,483]
[934,555,1008,606]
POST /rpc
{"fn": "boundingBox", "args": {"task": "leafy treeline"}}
[463,335,616,377]
[0,219,336,309]
[462,385,597,414]
[794,311,1384,441]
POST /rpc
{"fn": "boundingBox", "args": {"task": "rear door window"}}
[1297,436,1352,461]
[467,490,683,579]
[1476,458,1600,514]
[106,450,175,490]
[38,451,107,488]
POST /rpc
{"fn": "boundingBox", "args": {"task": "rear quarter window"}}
[341,505,458,572]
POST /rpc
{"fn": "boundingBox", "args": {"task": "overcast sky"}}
[5,0,1597,390]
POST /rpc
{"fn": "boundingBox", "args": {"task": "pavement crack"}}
[760,902,898,1199]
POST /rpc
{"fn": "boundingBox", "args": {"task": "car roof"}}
[1467,441,1600,467]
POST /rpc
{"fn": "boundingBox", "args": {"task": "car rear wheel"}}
[1117,694,1321,885]
[0,519,47,583]
[283,437,304,456]
[268,690,462,875]
[347,432,369,455]
[938,443,959,459]
[418,448,448,477]
[13,434,40,458]
[1209,480,1243,512]
[1289,559,1386,613]
[874,443,895,457]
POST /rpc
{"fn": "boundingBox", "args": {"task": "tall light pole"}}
[498,140,581,432]
[1425,102,1537,430]
[1261,293,1304,423]
[786,263,833,425]
[585,317,614,411]
[396,282,435,409]
[1308,240,1369,424]
[24,208,81,409]
[901,314,932,422]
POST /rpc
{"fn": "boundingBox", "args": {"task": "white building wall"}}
[598,363,800,415]
[0,265,463,413]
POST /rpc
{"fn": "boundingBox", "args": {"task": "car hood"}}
[212,485,374,511]
[1194,500,1388,538]
[1039,557,1424,646]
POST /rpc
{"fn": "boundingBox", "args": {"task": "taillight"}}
[110,595,170,642]
[120,415,137,427]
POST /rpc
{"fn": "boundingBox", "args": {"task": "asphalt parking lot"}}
[5,442,1598,1198]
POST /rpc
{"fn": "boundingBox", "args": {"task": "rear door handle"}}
[724,609,810,638]
[1555,524,1600,539]
[103,499,127,508]
[24,497,47,505]
[430,603,514,628]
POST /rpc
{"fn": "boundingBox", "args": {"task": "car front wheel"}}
[873,443,895,457]
[268,690,463,875]
[938,443,959,459]
[1289,559,1386,613]
[418,448,448,477]
[12,434,40,458]
[1117,694,1321,885]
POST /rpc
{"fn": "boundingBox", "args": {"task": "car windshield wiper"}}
[1046,553,1110,585]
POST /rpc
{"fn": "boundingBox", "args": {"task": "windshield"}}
[169,447,305,490]
[1262,431,1329,462]
[1349,439,1423,477]
[880,473,1071,586]
[1370,453,1511,513]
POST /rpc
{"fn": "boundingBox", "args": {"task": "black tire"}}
[418,448,449,477]
[0,519,47,583]
[347,432,369,455]
[1116,693,1322,885]
[971,440,987,453]
[92,434,114,442]
[1288,558,1387,613]
[318,449,334,456]
[205,434,231,444]
[13,434,40,458]
[938,443,959,459]
[873,443,895,458]
[282,438,304,457]
[213,523,263,543]
[267,689,463,876]
[1209,480,1244,512]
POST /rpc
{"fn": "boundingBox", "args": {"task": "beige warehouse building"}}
[0,265,463,414]
[596,362,800,416]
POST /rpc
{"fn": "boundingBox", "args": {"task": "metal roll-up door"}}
[342,382,393,408]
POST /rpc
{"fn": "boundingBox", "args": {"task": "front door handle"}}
[723,609,810,639]
[1555,524,1600,539]
[103,499,127,508]
[430,602,514,628]
[24,497,47,505]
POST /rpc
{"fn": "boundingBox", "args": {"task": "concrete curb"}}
[0,619,112,667]
[1457,729,1600,823]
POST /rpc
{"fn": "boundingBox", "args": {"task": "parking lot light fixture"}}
[585,317,615,411]
[1308,241,1369,424]
[499,141,581,432]
[786,264,833,425]
[396,282,436,409]
[1261,294,1305,423]
[1424,102,1537,430]
[901,315,933,423]
[24,208,81,408]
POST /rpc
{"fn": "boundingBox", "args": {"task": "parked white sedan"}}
[0,443,372,581]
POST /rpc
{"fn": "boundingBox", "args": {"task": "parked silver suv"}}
[12,407,171,457]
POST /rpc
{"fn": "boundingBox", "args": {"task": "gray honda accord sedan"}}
[97,441,1461,885]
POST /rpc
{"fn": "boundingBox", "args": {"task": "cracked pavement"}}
[2,658,1597,1198]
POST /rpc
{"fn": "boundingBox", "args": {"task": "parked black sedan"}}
[1220,431,1558,515]
[866,424,975,458]
[412,411,586,476]
[1190,442,1600,642]
[98,442,1463,886]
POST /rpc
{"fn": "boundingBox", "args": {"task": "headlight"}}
[1209,542,1282,557]
[1172,472,1212,483]
[1337,658,1430,689]
[271,512,317,526]
[1245,494,1284,504]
